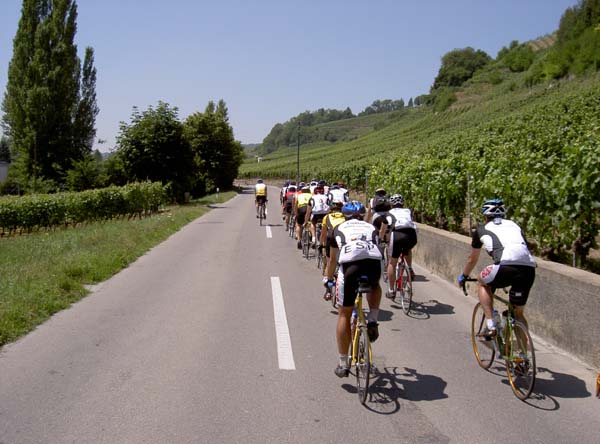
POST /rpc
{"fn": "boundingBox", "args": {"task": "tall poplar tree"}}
[2,0,97,187]
[73,47,99,154]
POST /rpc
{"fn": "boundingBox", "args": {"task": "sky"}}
[0,0,578,151]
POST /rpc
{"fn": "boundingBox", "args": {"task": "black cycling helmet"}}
[481,198,506,218]
[257,178,264,184]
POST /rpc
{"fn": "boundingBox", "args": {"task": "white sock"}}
[339,354,349,367]
[487,318,496,330]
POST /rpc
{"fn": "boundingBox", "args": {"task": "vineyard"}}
[0,182,167,235]
[240,73,600,265]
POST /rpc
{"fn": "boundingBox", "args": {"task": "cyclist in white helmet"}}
[457,198,536,334]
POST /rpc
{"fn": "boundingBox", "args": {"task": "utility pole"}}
[296,123,300,185]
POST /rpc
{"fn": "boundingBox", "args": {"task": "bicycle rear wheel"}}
[505,320,536,400]
[471,302,495,369]
[302,230,311,259]
[355,325,371,404]
[399,262,413,315]
[259,205,264,226]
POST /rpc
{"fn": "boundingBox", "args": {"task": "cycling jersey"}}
[323,211,345,231]
[309,194,330,214]
[255,183,267,196]
[385,208,416,230]
[334,219,382,263]
[327,189,349,205]
[296,192,312,208]
[472,218,536,267]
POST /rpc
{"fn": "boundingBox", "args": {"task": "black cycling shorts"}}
[256,196,267,205]
[480,264,536,307]
[337,259,381,307]
[389,228,417,258]
[311,213,326,224]
[296,206,308,225]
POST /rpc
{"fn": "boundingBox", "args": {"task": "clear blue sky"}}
[0,0,578,151]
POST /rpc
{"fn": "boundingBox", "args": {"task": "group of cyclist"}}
[255,179,537,380]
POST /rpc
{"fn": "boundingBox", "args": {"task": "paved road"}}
[1,187,598,444]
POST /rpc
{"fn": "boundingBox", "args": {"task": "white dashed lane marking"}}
[270,277,296,370]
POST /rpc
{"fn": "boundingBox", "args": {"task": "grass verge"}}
[0,191,236,347]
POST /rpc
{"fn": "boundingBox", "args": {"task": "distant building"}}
[0,161,9,183]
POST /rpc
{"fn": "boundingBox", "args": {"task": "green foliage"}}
[1,0,98,186]
[0,136,11,162]
[116,102,194,201]
[432,88,457,112]
[73,47,99,154]
[183,100,244,194]
[498,40,535,72]
[260,107,355,154]
[65,152,105,191]
[359,99,405,116]
[432,47,492,90]
[0,182,167,234]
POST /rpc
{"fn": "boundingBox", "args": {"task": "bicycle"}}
[392,252,413,315]
[315,222,324,270]
[379,240,389,283]
[349,275,374,404]
[462,278,536,400]
[301,224,312,259]
[287,213,296,237]
[257,201,267,226]
[323,264,339,308]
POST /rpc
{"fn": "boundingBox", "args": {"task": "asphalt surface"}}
[1,186,598,444]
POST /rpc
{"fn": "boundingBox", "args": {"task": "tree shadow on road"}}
[341,366,448,414]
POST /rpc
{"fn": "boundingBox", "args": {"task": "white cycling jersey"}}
[309,194,330,214]
[334,219,382,263]
[472,218,536,267]
[327,188,349,205]
[385,208,416,230]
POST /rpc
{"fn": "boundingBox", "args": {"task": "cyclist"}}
[319,196,346,281]
[309,179,319,194]
[367,188,391,241]
[323,201,382,378]
[282,184,297,227]
[379,194,417,299]
[254,179,268,218]
[327,182,349,206]
[457,198,536,334]
[279,180,290,206]
[294,184,312,249]
[306,184,330,248]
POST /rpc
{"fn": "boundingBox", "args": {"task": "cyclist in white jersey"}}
[323,201,382,378]
[379,194,418,299]
[457,198,536,333]
[327,183,349,207]
[306,184,330,248]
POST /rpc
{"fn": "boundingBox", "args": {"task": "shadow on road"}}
[341,366,448,414]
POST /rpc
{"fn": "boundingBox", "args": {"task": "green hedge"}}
[0,182,167,235]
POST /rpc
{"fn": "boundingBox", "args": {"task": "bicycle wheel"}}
[355,325,371,404]
[382,245,389,283]
[471,302,495,369]
[302,230,310,259]
[399,262,413,315]
[505,320,536,400]
[259,205,264,226]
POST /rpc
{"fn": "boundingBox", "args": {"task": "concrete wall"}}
[413,223,600,370]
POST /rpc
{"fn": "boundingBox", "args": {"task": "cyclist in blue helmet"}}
[324,200,383,378]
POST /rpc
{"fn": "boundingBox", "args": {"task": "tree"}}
[407,97,414,107]
[2,0,97,188]
[0,136,11,162]
[184,100,244,195]
[73,46,98,155]
[116,102,194,200]
[432,47,491,90]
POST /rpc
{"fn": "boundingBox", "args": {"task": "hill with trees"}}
[241,0,600,272]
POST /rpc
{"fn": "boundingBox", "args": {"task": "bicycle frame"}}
[351,292,372,365]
